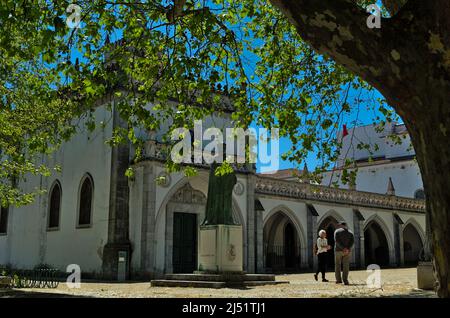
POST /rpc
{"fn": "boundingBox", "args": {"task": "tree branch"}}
[270,0,394,93]
[269,0,449,112]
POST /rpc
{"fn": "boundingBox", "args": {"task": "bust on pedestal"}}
[197,162,243,273]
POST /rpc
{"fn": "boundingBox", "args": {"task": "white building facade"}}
[0,105,427,279]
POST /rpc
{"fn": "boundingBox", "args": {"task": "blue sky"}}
[253,87,388,173]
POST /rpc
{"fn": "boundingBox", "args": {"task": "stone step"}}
[151,280,226,288]
[244,274,276,282]
[164,273,276,282]
[150,279,288,289]
[230,280,289,287]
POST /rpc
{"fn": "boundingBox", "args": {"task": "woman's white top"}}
[317,238,328,254]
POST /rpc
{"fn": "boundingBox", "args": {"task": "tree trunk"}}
[270,0,450,297]
[403,100,450,298]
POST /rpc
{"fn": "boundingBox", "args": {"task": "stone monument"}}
[197,162,243,273]
[151,160,286,287]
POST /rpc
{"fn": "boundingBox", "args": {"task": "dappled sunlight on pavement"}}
[0,267,436,298]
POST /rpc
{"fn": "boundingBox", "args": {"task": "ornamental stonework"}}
[170,183,206,204]
[255,175,425,213]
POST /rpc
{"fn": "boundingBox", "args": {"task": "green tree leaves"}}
[0,0,392,206]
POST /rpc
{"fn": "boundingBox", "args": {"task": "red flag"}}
[342,124,349,138]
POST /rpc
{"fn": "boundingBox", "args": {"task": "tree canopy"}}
[1,0,449,297]
[0,0,395,205]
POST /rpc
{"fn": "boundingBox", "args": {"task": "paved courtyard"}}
[0,268,436,298]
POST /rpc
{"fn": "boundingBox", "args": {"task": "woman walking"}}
[314,229,331,282]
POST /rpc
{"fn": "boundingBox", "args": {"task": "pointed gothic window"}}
[78,174,94,227]
[0,206,8,234]
[48,181,62,229]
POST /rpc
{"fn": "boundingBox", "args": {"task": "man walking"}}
[334,221,354,285]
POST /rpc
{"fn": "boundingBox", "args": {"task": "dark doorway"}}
[403,224,424,266]
[173,212,197,273]
[263,212,301,272]
[284,223,296,268]
[364,221,390,266]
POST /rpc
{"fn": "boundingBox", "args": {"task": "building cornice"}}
[255,175,426,213]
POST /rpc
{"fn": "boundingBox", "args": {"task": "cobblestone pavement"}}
[0,268,437,298]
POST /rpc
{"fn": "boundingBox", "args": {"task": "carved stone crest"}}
[233,181,245,196]
[227,244,236,261]
[157,171,171,188]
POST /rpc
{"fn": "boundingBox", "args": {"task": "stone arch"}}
[363,214,394,266]
[156,177,246,226]
[403,218,425,266]
[231,199,245,226]
[168,182,207,204]
[156,176,248,274]
[317,210,345,228]
[403,218,425,243]
[263,205,307,248]
[263,205,307,271]
[156,177,202,222]
[163,181,207,274]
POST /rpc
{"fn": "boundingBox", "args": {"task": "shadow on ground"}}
[379,289,437,298]
[0,288,93,298]
[329,288,437,298]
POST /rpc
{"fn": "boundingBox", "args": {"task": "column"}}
[393,213,405,267]
[141,163,157,276]
[255,201,264,273]
[102,107,132,280]
[353,209,365,268]
[246,174,256,273]
[307,204,318,270]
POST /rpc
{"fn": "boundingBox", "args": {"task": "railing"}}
[264,244,301,271]
[0,267,61,288]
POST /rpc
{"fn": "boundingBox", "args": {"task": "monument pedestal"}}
[150,164,289,288]
[198,224,243,273]
[151,223,288,288]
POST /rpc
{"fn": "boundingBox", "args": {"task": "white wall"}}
[0,105,114,273]
[325,123,423,198]
[338,123,414,165]
[322,160,423,198]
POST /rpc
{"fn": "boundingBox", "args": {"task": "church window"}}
[48,181,62,229]
[0,206,9,234]
[78,174,94,227]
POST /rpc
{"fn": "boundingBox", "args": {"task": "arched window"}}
[48,181,62,229]
[0,206,8,234]
[78,174,94,227]
[414,189,426,200]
